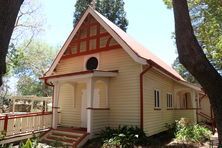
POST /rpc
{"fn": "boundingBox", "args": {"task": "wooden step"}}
[47,134,78,142]
[40,128,89,148]
[47,135,74,144]
[53,129,84,137]
[41,137,73,147]
[51,132,80,140]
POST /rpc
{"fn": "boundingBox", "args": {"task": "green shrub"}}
[0,131,6,140]
[166,118,212,143]
[97,125,149,148]
[19,139,33,148]
[165,122,178,138]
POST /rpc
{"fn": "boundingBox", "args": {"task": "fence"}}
[0,112,52,137]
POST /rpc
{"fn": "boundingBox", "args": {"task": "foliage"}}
[50,139,65,147]
[166,118,212,143]
[73,0,128,31]
[0,131,6,140]
[164,0,222,81]
[172,57,198,83]
[165,121,178,138]
[19,139,33,148]
[0,78,12,113]
[97,126,149,148]
[18,134,39,148]
[10,40,56,96]
[7,0,45,76]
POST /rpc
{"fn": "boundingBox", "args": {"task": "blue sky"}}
[40,0,177,65]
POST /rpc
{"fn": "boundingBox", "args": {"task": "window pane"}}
[157,91,159,107]
[154,91,156,107]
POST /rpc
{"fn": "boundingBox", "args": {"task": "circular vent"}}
[86,57,98,70]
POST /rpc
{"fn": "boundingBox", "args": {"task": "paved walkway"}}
[201,132,219,148]
[210,132,219,148]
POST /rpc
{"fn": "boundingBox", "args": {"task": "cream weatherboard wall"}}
[100,49,141,127]
[143,68,197,136]
[91,109,109,135]
[58,82,86,127]
[55,48,141,128]
[143,68,175,136]
[199,96,211,122]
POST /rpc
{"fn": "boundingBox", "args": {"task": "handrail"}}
[0,112,52,120]
[0,111,52,136]
[0,116,5,120]
[7,111,52,119]
[198,111,216,134]
[198,112,211,121]
[167,108,200,110]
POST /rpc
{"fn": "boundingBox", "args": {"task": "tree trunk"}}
[172,0,222,145]
[0,0,24,86]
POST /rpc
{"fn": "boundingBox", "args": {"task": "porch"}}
[47,70,118,135]
[173,87,200,122]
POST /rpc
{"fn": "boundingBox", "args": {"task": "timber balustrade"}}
[0,112,52,137]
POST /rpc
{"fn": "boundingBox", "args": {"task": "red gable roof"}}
[45,7,184,81]
[94,10,184,80]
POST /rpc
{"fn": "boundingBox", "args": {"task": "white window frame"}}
[83,53,100,70]
[167,93,173,108]
[154,89,161,109]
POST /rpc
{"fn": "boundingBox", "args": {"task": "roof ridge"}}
[92,8,184,80]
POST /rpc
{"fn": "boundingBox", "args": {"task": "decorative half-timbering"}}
[62,15,120,59]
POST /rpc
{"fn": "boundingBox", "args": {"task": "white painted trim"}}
[52,82,60,129]
[45,7,146,76]
[166,93,173,108]
[177,81,201,91]
[81,89,87,127]
[89,8,147,65]
[86,78,93,133]
[154,89,161,109]
[84,53,100,71]
[45,8,92,76]
[48,71,117,83]
[152,66,202,91]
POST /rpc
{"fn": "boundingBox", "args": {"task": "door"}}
[81,89,87,127]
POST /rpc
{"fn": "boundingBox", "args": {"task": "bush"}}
[97,126,149,148]
[165,122,178,138]
[166,118,212,143]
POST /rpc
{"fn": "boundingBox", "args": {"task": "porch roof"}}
[40,70,118,81]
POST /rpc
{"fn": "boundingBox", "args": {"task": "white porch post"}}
[87,78,94,133]
[30,100,33,112]
[52,81,60,129]
[12,99,15,113]
[196,93,200,108]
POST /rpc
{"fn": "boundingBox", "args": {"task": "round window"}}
[86,57,98,70]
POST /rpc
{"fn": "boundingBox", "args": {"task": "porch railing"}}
[0,112,52,137]
[198,111,216,134]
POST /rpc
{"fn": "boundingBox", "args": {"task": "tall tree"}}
[13,40,56,96]
[0,0,24,86]
[172,57,197,83]
[7,0,45,74]
[73,0,128,31]
[164,0,222,82]
[172,0,222,145]
[170,41,198,84]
